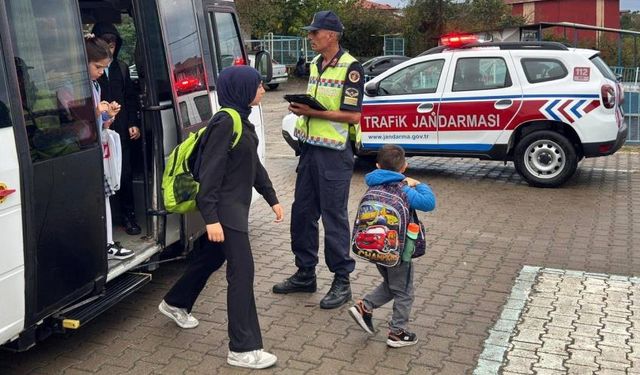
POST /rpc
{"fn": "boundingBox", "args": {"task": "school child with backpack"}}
[158,66,284,370]
[348,144,435,347]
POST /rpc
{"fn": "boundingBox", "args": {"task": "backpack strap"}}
[188,108,242,178]
[219,107,242,149]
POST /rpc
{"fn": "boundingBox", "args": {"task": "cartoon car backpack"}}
[351,182,426,267]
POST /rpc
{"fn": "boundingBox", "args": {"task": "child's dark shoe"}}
[348,300,376,335]
[386,329,418,347]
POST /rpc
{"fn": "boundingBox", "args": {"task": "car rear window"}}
[590,55,617,82]
[521,58,568,83]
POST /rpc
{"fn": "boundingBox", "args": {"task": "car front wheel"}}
[267,84,279,90]
[513,130,578,188]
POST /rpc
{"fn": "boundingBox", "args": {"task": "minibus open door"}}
[1,0,112,348]
[154,0,216,248]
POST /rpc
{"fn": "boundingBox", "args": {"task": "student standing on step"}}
[92,22,142,236]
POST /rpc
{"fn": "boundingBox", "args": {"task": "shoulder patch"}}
[345,87,359,98]
[348,70,361,83]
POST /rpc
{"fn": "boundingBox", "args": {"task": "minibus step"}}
[58,272,151,330]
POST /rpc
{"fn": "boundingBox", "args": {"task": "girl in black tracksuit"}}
[161,66,283,369]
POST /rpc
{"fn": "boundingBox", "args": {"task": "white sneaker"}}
[106,242,135,260]
[158,300,199,329]
[227,349,277,369]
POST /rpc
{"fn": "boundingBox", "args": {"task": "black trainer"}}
[319,275,351,309]
[348,300,376,334]
[387,329,418,348]
[272,268,317,294]
[123,213,141,236]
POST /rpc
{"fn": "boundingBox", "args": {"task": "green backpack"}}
[162,108,242,214]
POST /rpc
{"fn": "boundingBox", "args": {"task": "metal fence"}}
[246,34,314,66]
[611,66,640,85]
[383,36,405,56]
[610,66,640,144]
[621,91,640,144]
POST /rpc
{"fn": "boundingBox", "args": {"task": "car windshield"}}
[363,57,386,69]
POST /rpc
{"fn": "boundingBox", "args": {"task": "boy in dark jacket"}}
[92,22,141,235]
[348,144,436,347]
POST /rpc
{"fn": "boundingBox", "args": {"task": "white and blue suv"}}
[282,40,627,187]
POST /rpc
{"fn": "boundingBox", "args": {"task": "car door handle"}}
[417,102,434,113]
[494,99,513,109]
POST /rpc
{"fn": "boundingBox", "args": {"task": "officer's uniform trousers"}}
[290,142,356,277]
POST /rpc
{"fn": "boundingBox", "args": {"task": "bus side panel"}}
[0,127,25,345]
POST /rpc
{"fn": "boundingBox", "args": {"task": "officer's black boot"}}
[272,267,317,294]
[123,212,141,236]
[319,275,351,309]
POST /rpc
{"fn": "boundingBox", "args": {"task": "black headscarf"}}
[217,65,261,119]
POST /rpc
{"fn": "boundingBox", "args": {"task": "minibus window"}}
[6,0,97,161]
[0,42,12,129]
[211,12,244,72]
[158,0,211,128]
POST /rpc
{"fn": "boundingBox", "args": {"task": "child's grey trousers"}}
[363,261,414,333]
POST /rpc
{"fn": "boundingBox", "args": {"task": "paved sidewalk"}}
[477,267,640,374]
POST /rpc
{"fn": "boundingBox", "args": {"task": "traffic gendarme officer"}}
[272,10,365,309]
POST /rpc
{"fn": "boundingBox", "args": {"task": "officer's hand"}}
[129,126,141,140]
[271,203,284,223]
[206,222,224,242]
[404,177,420,187]
[289,102,311,116]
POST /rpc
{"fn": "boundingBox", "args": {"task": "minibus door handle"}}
[494,99,513,109]
[143,103,173,111]
[417,102,434,113]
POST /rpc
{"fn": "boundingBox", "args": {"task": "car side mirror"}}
[254,50,273,83]
[365,81,379,97]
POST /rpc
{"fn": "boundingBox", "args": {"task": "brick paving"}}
[477,267,640,375]
[0,78,639,374]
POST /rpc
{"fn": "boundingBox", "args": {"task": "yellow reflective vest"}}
[294,52,358,151]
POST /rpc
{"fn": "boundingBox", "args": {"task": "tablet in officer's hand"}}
[284,94,327,111]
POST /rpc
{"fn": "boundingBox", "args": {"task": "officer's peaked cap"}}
[303,11,344,33]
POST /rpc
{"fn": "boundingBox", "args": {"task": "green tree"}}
[236,0,402,58]
[115,15,136,66]
[458,0,523,31]
[403,0,524,56]
[621,11,640,31]
[403,0,451,55]
[337,1,401,58]
[236,0,340,37]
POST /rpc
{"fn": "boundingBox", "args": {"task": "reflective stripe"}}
[295,52,357,150]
